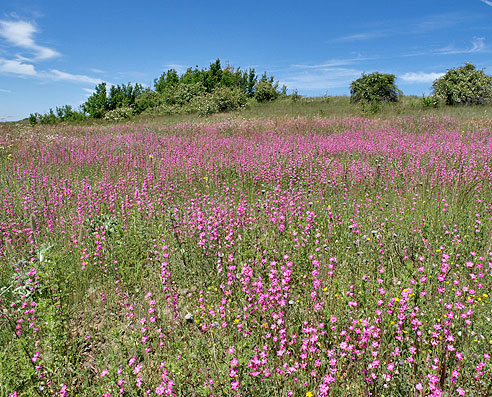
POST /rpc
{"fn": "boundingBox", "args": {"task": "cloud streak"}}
[0,58,37,76]
[480,0,492,7]
[332,31,387,42]
[400,72,444,83]
[0,20,59,60]
[279,66,362,91]
[435,37,486,55]
[47,69,103,85]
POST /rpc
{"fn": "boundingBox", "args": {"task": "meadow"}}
[1,106,492,396]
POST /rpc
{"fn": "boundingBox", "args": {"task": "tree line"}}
[29,59,282,125]
[29,62,492,125]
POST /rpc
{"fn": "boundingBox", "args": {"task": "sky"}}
[1,0,492,121]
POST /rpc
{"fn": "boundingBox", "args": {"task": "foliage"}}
[432,63,492,105]
[254,79,279,102]
[350,72,401,103]
[29,105,87,126]
[28,59,281,124]
[103,106,134,122]
[83,82,109,119]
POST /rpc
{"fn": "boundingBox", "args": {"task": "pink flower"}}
[457,387,465,395]
[100,369,109,377]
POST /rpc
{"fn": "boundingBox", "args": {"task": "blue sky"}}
[1,0,492,120]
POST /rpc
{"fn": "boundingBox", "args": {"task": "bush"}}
[134,90,161,113]
[196,96,220,116]
[431,63,492,105]
[350,72,401,103]
[254,80,279,102]
[83,83,108,119]
[210,87,248,112]
[163,82,206,106]
[103,106,134,122]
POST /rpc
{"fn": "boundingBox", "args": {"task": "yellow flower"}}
[306,392,313,397]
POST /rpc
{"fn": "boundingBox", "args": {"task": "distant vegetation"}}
[28,62,492,125]
[431,63,492,106]
[29,59,284,125]
[350,72,401,104]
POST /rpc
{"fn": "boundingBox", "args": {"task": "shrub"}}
[83,83,108,119]
[350,72,401,103]
[210,87,248,112]
[103,106,134,122]
[196,95,220,116]
[134,90,161,113]
[164,82,206,106]
[254,80,279,102]
[431,63,492,105]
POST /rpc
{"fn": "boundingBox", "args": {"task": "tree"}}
[254,80,279,102]
[83,82,108,118]
[432,63,492,105]
[350,72,401,103]
[154,69,179,93]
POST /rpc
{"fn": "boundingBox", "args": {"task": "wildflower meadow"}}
[1,116,491,396]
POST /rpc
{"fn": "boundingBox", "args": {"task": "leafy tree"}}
[246,68,257,97]
[350,72,401,103]
[254,80,279,102]
[55,105,86,122]
[204,59,223,92]
[432,63,492,105]
[83,82,108,118]
[107,83,145,110]
[154,69,179,93]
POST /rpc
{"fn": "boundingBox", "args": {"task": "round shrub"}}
[350,72,401,103]
[432,63,492,105]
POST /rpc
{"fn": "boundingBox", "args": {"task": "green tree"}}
[254,80,279,102]
[154,69,179,93]
[432,63,492,105]
[83,82,108,118]
[350,72,401,103]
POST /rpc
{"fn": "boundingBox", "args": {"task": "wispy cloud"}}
[0,88,12,93]
[436,37,486,55]
[47,69,103,85]
[0,56,104,86]
[412,13,466,34]
[400,72,444,83]
[279,66,362,91]
[332,31,387,42]
[0,20,59,60]
[0,58,37,76]
[480,0,492,7]
[291,56,370,69]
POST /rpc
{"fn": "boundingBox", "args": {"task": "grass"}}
[0,101,492,396]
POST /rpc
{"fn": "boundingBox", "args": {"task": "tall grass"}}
[0,116,491,396]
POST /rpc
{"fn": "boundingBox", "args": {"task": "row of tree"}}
[350,63,492,106]
[29,62,492,125]
[29,59,282,124]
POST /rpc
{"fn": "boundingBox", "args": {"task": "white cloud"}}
[291,57,369,69]
[0,58,37,76]
[333,31,386,42]
[400,72,444,83]
[0,88,12,93]
[162,63,188,74]
[0,20,59,60]
[436,37,486,55]
[47,69,103,85]
[279,67,361,91]
[480,0,492,7]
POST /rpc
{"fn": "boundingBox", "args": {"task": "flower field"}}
[1,116,491,396]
